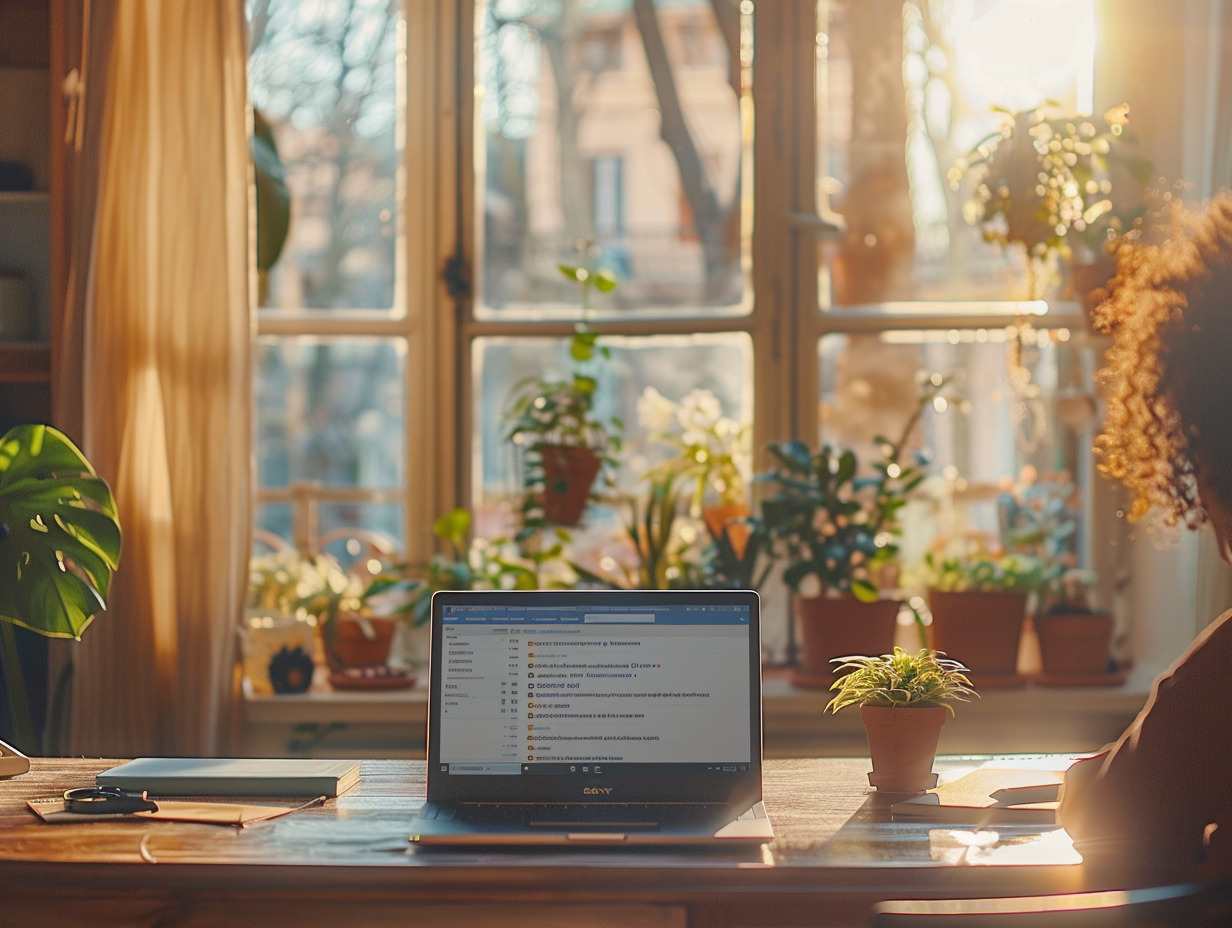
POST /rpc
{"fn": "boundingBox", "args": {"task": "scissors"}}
[63,786,159,815]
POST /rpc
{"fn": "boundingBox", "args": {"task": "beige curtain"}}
[63,0,252,756]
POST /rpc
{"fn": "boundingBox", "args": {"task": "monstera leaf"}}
[0,425,121,640]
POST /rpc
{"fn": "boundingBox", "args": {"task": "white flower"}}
[636,386,678,432]
[678,389,722,432]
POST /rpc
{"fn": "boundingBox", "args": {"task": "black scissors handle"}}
[63,786,159,814]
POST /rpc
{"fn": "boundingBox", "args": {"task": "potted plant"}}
[636,386,752,552]
[505,263,623,532]
[995,475,1118,683]
[0,424,122,754]
[952,102,1137,302]
[278,551,397,674]
[245,549,333,692]
[757,376,947,687]
[1034,567,1118,683]
[363,507,582,664]
[826,647,977,792]
[920,547,1049,685]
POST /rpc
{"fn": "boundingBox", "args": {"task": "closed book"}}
[96,757,362,798]
[890,767,1066,825]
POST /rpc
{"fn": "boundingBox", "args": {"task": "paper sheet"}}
[27,795,326,826]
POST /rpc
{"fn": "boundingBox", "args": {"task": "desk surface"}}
[0,756,1087,928]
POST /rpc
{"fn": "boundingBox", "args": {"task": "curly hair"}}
[1093,190,1232,528]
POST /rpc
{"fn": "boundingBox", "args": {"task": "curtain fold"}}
[63,0,252,756]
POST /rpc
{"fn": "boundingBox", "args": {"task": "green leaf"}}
[851,578,879,603]
[432,507,471,552]
[593,270,618,292]
[0,425,122,639]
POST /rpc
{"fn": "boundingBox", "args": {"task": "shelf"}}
[0,191,49,208]
[0,343,50,381]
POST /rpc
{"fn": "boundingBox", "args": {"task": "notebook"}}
[409,588,773,846]
[890,766,1068,825]
[96,757,361,798]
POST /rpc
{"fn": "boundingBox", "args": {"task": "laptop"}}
[410,588,773,846]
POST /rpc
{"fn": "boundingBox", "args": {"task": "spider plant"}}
[825,647,977,716]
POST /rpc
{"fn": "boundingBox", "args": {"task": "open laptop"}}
[410,588,773,846]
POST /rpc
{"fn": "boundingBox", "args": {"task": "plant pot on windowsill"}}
[1035,609,1122,685]
[789,593,901,690]
[538,442,603,526]
[320,613,397,672]
[926,589,1028,687]
[701,500,751,559]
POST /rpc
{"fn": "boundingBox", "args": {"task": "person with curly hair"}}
[1060,190,1232,882]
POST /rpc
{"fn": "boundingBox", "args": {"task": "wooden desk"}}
[0,757,1088,928]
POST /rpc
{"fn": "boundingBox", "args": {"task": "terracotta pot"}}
[322,615,397,672]
[538,443,602,526]
[701,501,751,558]
[1035,611,1114,676]
[790,594,900,689]
[860,704,946,792]
[927,590,1027,678]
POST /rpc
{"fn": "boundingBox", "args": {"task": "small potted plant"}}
[826,647,977,792]
[505,263,623,532]
[920,546,1049,684]
[756,376,949,687]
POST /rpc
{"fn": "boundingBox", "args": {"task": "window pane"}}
[248,0,402,312]
[817,0,1097,306]
[819,329,1094,567]
[473,333,753,544]
[316,503,405,568]
[256,337,406,489]
[476,0,750,318]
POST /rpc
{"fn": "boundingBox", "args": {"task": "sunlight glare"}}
[956,0,1096,113]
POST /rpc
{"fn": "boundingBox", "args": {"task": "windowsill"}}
[239,671,1150,759]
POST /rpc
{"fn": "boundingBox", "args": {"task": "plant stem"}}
[0,622,35,752]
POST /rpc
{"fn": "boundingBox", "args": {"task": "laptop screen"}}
[426,589,762,804]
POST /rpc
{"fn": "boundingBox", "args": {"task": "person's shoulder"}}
[1156,607,1232,691]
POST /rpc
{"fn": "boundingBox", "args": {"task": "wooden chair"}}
[869,882,1232,927]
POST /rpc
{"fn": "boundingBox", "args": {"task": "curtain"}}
[61,0,252,756]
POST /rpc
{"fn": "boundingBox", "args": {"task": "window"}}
[248,0,1215,676]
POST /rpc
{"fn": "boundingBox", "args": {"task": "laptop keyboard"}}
[422,802,732,829]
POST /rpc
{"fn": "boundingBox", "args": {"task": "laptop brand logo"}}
[583,787,613,795]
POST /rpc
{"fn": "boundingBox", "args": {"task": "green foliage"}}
[505,263,623,534]
[0,425,122,640]
[921,550,1050,594]
[825,647,977,717]
[698,517,772,591]
[362,508,580,625]
[756,374,952,602]
[952,102,1149,264]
